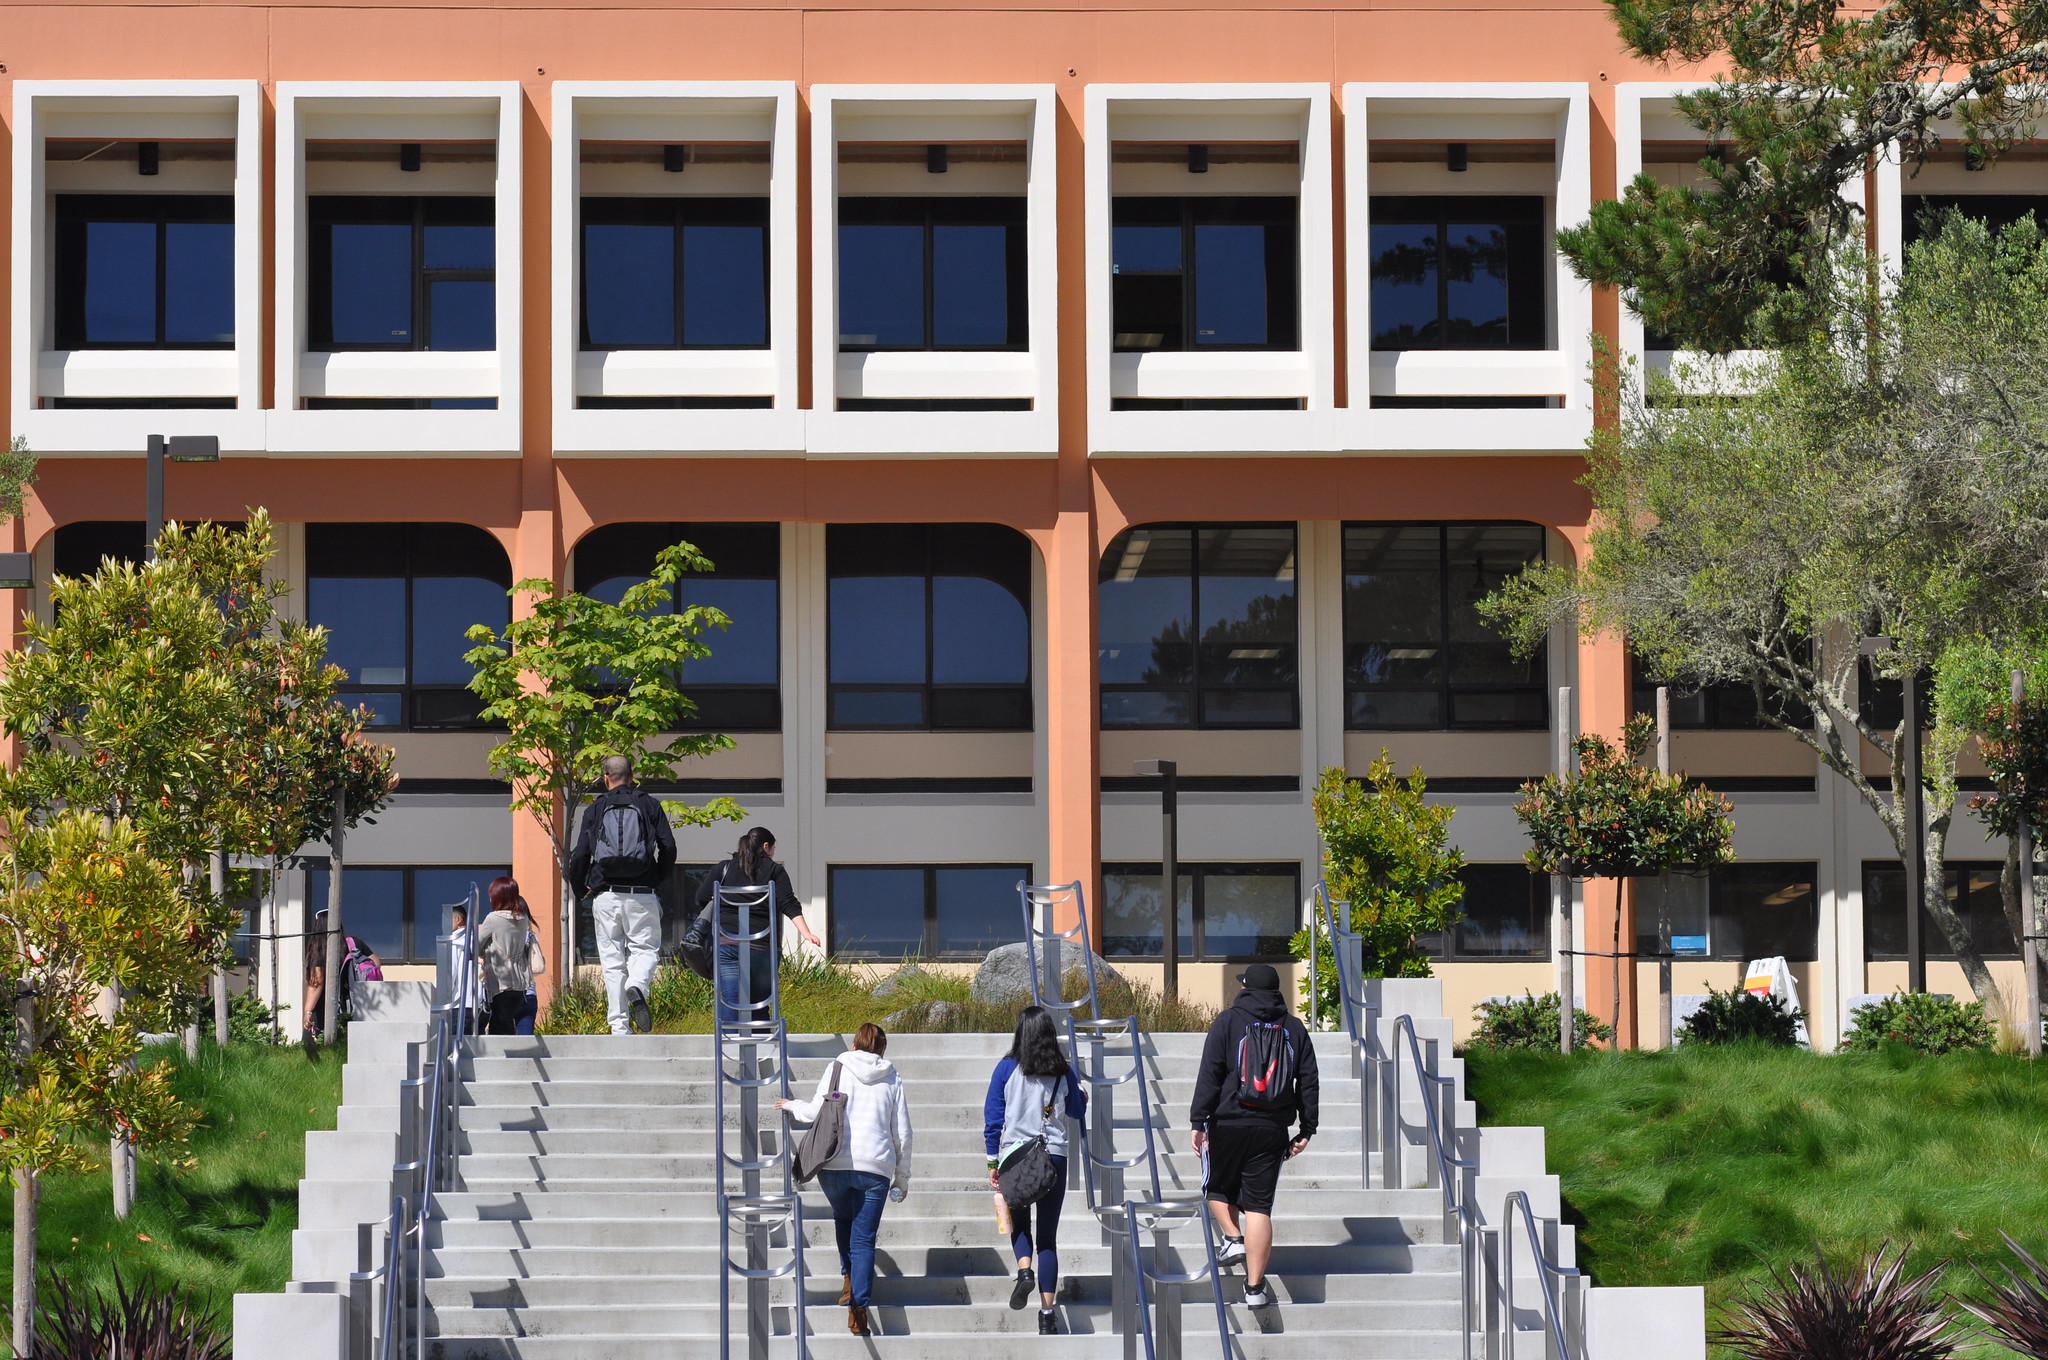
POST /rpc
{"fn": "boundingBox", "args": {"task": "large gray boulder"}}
[970,941,1123,1007]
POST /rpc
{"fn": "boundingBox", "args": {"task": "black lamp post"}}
[145,434,220,561]
[1863,635,1926,992]
[1132,758,1180,1002]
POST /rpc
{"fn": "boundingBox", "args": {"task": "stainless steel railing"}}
[1019,880,1104,1022]
[1490,1190,1583,1359]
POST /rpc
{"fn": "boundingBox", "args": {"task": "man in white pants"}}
[567,755,677,1035]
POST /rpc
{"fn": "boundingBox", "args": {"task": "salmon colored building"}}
[3,1,2028,1050]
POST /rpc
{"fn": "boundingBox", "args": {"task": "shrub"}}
[196,991,279,1046]
[1961,1232,2048,1359]
[1467,992,1614,1052]
[1839,992,1994,1055]
[1679,986,1803,1047]
[1717,1244,1957,1360]
[32,1270,229,1360]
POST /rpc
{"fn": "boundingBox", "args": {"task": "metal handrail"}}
[1498,1190,1582,1360]
[1110,1198,1234,1360]
[1018,881,1102,1021]
[1065,1015,1165,1208]
[1386,1014,1479,1360]
[1315,882,1382,1186]
[712,878,807,1360]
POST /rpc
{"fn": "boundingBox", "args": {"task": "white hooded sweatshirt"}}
[783,1049,913,1190]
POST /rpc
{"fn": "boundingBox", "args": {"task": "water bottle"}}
[889,1187,906,1204]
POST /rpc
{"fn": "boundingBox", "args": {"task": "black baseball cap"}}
[1237,963,1281,992]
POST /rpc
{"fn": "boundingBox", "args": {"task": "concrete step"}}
[407,1335,1130,1360]
[447,1165,1388,1197]
[447,1128,1373,1159]
[429,1187,1440,1223]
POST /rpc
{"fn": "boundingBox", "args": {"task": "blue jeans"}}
[817,1168,891,1307]
[715,945,776,1026]
[1010,1155,1068,1292]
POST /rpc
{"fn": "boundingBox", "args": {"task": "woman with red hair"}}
[478,875,544,1035]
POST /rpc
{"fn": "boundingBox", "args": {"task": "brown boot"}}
[847,1305,872,1336]
[839,1275,852,1306]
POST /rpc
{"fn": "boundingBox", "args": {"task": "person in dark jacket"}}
[693,826,819,1025]
[1188,963,1319,1311]
[566,754,677,1035]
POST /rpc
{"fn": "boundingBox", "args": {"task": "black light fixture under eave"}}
[1447,142,1469,173]
[399,142,423,173]
[1188,143,1210,174]
[926,143,948,174]
[0,555,34,591]
[137,141,160,176]
[663,144,688,173]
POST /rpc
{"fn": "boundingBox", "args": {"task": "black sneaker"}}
[626,986,652,1034]
[1009,1267,1036,1311]
[1038,1309,1058,1335]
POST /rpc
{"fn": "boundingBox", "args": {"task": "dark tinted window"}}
[1630,863,1819,961]
[1420,865,1549,960]
[1101,863,1298,962]
[1369,196,1546,350]
[55,195,234,349]
[827,524,1032,730]
[1344,523,1546,729]
[310,197,495,351]
[573,522,781,731]
[306,523,511,731]
[1903,195,2048,245]
[837,199,1027,350]
[828,864,1030,960]
[309,865,507,966]
[1862,860,2023,961]
[1630,647,1812,730]
[1112,197,1298,351]
[581,197,769,349]
[1099,524,1297,729]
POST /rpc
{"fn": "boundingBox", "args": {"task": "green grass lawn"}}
[1466,1043,2048,1354]
[1,1039,343,1336]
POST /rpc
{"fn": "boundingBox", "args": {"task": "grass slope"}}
[1,1040,343,1332]
[1467,1044,2048,1353]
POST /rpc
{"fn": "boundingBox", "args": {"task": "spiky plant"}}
[33,1271,229,1360]
[1959,1233,2048,1358]
[1718,1245,1958,1360]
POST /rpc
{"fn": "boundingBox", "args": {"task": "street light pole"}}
[1134,759,1179,1002]
[144,434,220,561]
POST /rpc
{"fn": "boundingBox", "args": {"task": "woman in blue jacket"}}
[984,1005,1087,1335]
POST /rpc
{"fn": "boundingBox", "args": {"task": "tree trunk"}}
[322,787,346,1044]
[1921,816,2000,1006]
[107,979,132,1221]
[211,849,230,1048]
[12,985,35,1358]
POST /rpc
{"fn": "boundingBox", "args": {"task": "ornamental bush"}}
[1679,986,1803,1047]
[1468,992,1614,1052]
[1840,991,1995,1055]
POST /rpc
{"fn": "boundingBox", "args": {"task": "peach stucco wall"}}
[0,0,1661,1002]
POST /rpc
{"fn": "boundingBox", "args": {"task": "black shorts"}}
[1202,1121,1291,1215]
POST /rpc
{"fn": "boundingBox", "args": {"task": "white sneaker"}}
[1242,1283,1272,1309]
[1216,1238,1246,1269]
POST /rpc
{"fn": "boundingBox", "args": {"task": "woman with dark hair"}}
[984,1005,1087,1334]
[778,1022,912,1336]
[693,826,820,1025]
[477,875,542,1035]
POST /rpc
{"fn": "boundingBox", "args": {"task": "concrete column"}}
[1578,629,1634,1046]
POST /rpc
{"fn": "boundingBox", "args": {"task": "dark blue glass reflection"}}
[308,576,407,684]
[163,222,234,344]
[1193,224,1268,345]
[838,225,925,346]
[309,867,406,963]
[932,225,1008,347]
[931,576,1028,684]
[584,223,675,346]
[83,222,157,344]
[424,224,494,271]
[330,224,413,345]
[1443,222,1510,345]
[829,577,925,682]
[1113,225,1182,274]
[684,225,768,347]
[830,867,926,957]
[682,578,779,684]
[934,867,1027,956]
[1368,222,1438,349]
[427,280,495,351]
[412,576,506,683]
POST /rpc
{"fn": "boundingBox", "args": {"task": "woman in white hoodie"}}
[778,1022,912,1336]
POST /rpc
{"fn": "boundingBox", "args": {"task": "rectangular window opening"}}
[828,863,1032,960]
[1101,862,1300,962]
[1112,196,1299,352]
[837,197,1028,352]
[54,194,235,350]
[1368,196,1547,351]
[309,196,496,353]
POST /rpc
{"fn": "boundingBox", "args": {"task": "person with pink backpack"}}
[302,908,384,1043]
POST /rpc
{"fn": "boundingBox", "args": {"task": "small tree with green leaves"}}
[0,811,224,1355]
[1292,758,1465,1024]
[1516,715,1735,1045]
[464,540,748,988]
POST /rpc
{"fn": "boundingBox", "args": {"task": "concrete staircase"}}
[416,1029,1468,1359]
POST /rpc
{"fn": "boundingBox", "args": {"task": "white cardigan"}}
[783,1049,914,1191]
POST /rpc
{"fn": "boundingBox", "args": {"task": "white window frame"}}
[808,85,1059,460]
[551,82,801,459]
[1085,83,1336,458]
[272,81,523,457]
[1343,82,1592,454]
[11,81,264,456]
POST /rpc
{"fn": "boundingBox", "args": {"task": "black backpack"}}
[593,798,655,885]
[1233,1019,1299,1111]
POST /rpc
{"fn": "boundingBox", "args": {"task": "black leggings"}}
[1010,1155,1069,1291]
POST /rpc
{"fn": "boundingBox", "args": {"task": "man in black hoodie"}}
[1189,962,1319,1310]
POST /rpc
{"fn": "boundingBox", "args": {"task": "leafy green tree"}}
[0,811,223,1355]
[1293,758,1465,1022]
[1515,715,1735,1044]
[464,539,748,988]
[1561,0,2048,350]
[1488,214,2048,1010]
